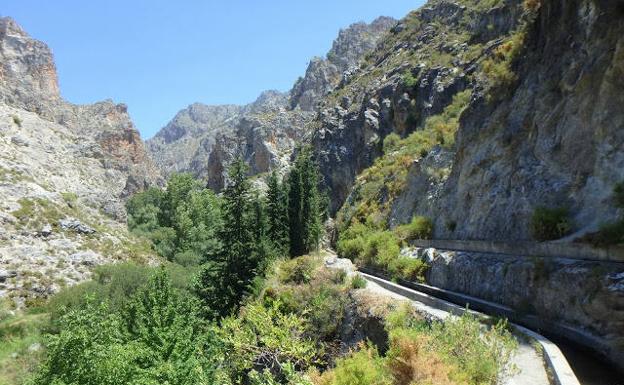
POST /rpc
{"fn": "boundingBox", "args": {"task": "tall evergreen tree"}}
[287,164,304,256]
[266,171,290,256]
[195,158,264,319]
[287,147,324,257]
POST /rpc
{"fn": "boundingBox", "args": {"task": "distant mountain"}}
[147,17,397,188]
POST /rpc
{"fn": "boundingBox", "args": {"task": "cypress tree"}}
[287,164,304,256]
[287,147,324,257]
[266,171,290,256]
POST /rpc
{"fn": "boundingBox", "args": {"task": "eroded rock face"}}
[0,17,160,305]
[289,16,396,112]
[0,17,162,208]
[0,17,60,110]
[147,103,243,178]
[147,18,396,188]
[313,1,523,213]
[427,0,624,240]
[321,0,623,241]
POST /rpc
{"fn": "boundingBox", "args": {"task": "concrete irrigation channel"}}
[356,268,622,385]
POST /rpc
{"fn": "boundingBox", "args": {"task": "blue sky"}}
[2,1,423,138]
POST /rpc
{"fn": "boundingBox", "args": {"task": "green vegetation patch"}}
[337,219,430,283]
[0,302,48,385]
[530,206,572,241]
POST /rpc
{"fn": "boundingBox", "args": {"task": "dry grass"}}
[388,334,460,385]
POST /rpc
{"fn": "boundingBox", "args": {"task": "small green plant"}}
[327,344,391,385]
[402,71,419,88]
[350,274,367,289]
[279,256,315,284]
[482,32,525,100]
[332,269,347,284]
[11,115,22,127]
[382,133,401,154]
[395,216,433,241]
[575,182,624,246]
[530,206,572,241]
[61,192,78,206]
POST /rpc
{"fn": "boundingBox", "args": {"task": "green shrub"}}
[307,286,348,341]
[350,274,367,289]
[173,250,202,267]
[329,345,392,385]
[530,207,572,241]
[213,300,318,383]
[35,269,209,385]
[426,313,517,384]
[0,312,47,385]
[584,220,624,246]
[388,257,429,282]
[402,71,419,89]
[332,269,347,284]
[279,256,316,284]
[577,182,624,246]
[382,133,401,154]
[47,263,196,322]
[337,221,429,282]
[482,32,525,101]
[362,230,401,268]
[395,216,433,241]
[11,115,22,127]
[60,192,78,205]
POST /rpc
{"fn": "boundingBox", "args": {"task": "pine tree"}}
[266,171,290,256]
[195,158,264,318]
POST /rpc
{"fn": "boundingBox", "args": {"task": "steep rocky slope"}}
[0,17,161,305]
[147,17,396,188]
[322,0,623,242]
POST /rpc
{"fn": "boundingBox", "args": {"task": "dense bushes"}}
[25,253,517,385]
[46,262,197,323]
[395,216,433,241]
[33,269,210,385]
[530,206,572,241]
[336,218,430,282]
[481,32,525,100]
[126,174,222,264]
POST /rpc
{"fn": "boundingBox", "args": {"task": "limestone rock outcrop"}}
[0,17,160,305]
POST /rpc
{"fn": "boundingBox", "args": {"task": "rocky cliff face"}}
[426,0,624,240]
[315,0,524,213]
[289,16,396,111]
[147,17,396,187]
[325,0,624,242]
[0,17,160,305]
